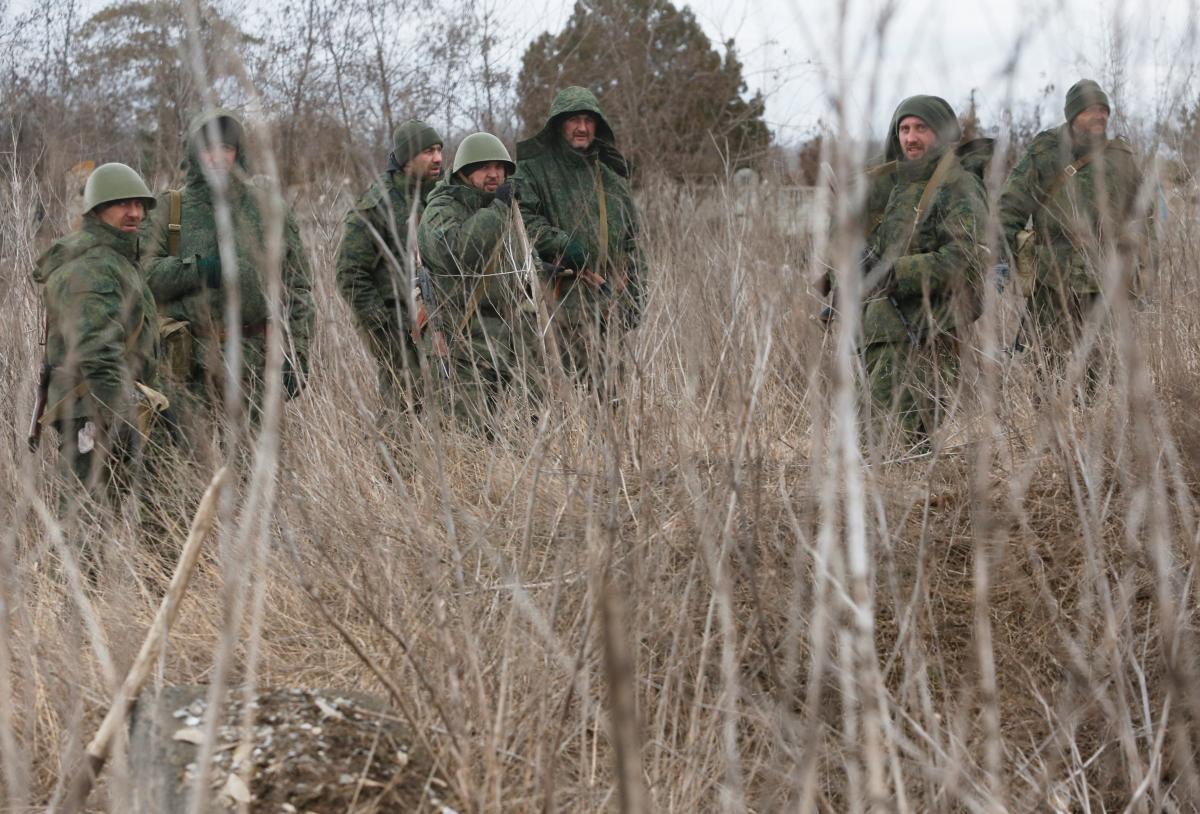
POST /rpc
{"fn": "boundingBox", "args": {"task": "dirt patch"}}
[167,688,451,812]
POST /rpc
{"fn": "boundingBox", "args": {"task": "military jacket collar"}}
[895,146,950,183]
[85,217,142,262]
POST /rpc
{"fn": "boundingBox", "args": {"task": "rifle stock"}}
[27,360,51,451]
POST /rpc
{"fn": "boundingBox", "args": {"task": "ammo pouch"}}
[1014,229,1037,294]
[159,317,193,381]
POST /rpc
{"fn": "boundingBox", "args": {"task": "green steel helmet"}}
[452,132,515,175]
[83,163,156,213]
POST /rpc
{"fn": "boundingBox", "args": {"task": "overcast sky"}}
[506,0,1198,143]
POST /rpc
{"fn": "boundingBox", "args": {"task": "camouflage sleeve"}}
[418,200,507,304]
[998,147,1042,256]
[334,202,392,333]
[283,210,315,370]
[514,167,569,260]
[139,194,204,302]
[892,175,987,302]
[62,270,132,417]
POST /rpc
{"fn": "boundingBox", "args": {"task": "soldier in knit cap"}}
[337,119,444,417]
[999,79,1152,368]
[859,95,989,446]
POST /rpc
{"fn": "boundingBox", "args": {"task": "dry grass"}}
[4,90,1200,814]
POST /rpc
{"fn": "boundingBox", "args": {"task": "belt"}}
[191,320,271,341]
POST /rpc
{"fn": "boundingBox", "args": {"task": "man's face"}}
[897,116,938,161]
[463,161,507,193]
[199,143,238,175]
[560,113,597,151]
[95,199,146,233]
[1070,104,1109,146]
[406,144,443,182]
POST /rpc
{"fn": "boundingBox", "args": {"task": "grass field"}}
[2,142,1199,812]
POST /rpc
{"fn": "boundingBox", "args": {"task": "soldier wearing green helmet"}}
[999,79,1153,375]
[337,119,444,424]
[141,108,315,430]
[32,162,165,509]
[417,132,542,430]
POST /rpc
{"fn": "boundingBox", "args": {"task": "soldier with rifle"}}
[30,162,167,509]
[417,132,543,431]
[858,95,989,446]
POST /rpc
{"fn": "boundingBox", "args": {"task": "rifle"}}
[414,266,450,380]
[887,294,921,347]
[27,359,51,451]
[541,260,612,297]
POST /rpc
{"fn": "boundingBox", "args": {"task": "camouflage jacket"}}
[336,170,432,341]
[864,148,988,345]
[515,86,647,319]
[999,125,1148,292]
[417,178,537,371]
[140,116,314,374]
[34,216,159,426]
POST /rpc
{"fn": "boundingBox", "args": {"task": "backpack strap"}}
[1040,150,1097,207]
[906,150,958,254]
[166,188,182,256]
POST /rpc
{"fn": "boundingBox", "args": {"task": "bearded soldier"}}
[141,109,314,424]
[417,132,540,430]
[32,163,163,505]
[337,119,443,414]
[861,95,988,445]
[999,79,1150,360]
[515,86,647,387]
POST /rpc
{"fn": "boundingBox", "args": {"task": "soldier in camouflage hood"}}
[418,132,541,430]
[337,119,443,416]
[141,109,314,426]
[33,163,162,506]
[514,86,647,385]
[861,95,988,444]
[999,79,1151,365]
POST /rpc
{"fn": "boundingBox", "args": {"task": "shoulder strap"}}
[906,150,958,253]
[1040,150,1097,207]
[166,189,182,256]
[594,160,609,271]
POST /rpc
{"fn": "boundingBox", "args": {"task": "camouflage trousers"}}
[862,336,959,446]
[1024,287,1110,393]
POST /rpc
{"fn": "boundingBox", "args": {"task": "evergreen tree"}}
[517,0,770,179]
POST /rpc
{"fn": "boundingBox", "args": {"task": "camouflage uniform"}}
[862,96,988,443]
[417,174,540,430]
[34,215,160,502]
[515,87,647,385]
[999,80,1149,357]
[141,109,314,421]
[336,120,442,412]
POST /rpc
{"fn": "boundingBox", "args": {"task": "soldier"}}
[514,86,647,388]
[999,79,1150,362]
[32,163,163,505]
[141,109,314,426]
[417,132,540,430]
[336,119,443,415]
[861,95,988,445]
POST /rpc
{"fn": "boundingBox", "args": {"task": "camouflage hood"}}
[517,86,631,178]
[32,216,138,284]
[184,108,252,185]
[883,95,962,163]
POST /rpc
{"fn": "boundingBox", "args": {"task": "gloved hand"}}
[992,262,1010,293]
[493,179,520,207]
[558,239,590,271]
[283,358,306,400]
[196,254,222,288]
